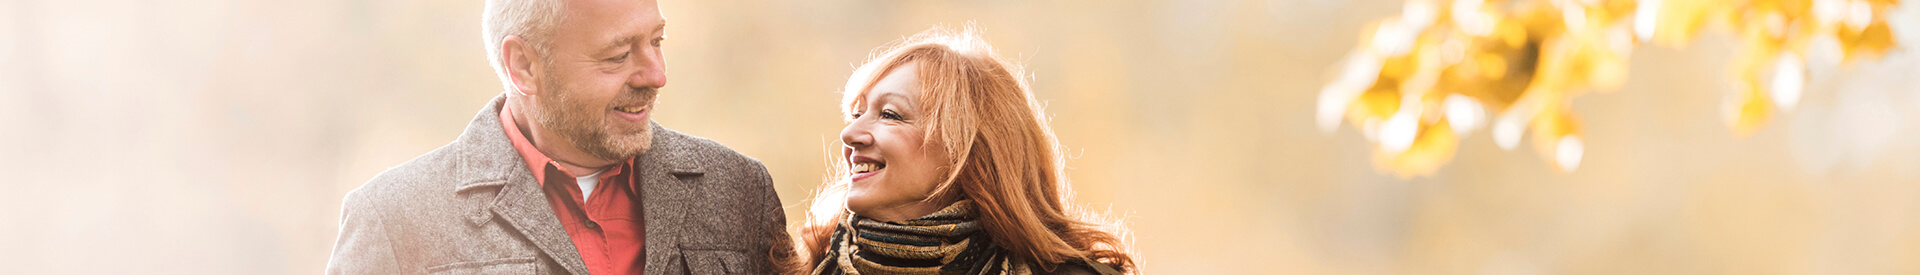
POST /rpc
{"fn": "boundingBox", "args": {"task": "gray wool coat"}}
[327,95,786,275]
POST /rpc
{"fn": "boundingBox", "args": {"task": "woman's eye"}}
[880,110,904,121]
[849,112,863,120]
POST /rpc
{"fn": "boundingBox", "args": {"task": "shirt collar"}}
[499,103,630,186]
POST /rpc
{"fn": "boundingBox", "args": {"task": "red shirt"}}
[501,105,646,275]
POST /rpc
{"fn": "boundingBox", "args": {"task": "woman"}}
[778,26,1138,275]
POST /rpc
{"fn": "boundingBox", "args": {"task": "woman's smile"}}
[849,155,885,183]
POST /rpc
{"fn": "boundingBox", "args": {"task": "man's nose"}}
[628,50,667,89]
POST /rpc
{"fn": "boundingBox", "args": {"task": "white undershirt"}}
[576,171,602,202]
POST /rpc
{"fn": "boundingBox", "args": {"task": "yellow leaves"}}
[1375,119,1460,178]
[1345,84,1402,128]
[1718,0,1899,134]
[1725,82,1778,136]
[1647,0,1719,46]
[1529,106,1585,172]
[1474,53,1511,79]
[1841,21,1897,60]
[1317,0,1904,176]
[1535,32,1635,94]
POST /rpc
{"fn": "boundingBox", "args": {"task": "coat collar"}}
[446,94,706,275]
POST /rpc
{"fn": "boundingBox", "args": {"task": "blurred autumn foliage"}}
[1318,0,1901,177]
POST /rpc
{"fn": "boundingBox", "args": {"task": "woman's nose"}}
[841,122,873,148]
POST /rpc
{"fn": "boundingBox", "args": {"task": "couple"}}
[324,0,1135,274]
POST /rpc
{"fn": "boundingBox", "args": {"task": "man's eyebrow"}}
[601,23,666,51]
[604,36,637,51]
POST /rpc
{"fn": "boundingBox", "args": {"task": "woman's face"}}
[840,61,957,222]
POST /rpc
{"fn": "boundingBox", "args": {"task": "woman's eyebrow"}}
[875,92,913,109]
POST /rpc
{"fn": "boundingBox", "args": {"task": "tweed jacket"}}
[327,95,786,274]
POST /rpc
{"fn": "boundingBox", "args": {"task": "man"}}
[326,0,785,274]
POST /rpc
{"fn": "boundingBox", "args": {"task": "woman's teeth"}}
[852,162,882,173]
[615,106,646,113]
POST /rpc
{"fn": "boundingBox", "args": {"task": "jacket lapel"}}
[449,94,591,275]
[633,123,706,275]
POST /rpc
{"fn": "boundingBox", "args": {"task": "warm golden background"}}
[4,0,1920,274]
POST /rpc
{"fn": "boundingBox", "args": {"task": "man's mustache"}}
[615,86,660,105]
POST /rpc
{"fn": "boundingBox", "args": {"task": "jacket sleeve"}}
[327,190,406,274]
[749,161,789,274]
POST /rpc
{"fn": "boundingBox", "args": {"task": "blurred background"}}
[3,0,1920,274]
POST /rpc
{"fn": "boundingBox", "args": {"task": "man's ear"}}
[502,35,542,96]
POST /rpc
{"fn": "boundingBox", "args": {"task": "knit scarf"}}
[809,200,1030,275]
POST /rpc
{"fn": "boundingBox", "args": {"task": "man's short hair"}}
[481,0,565,93]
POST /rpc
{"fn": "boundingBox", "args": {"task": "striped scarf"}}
[810,200,1030,275]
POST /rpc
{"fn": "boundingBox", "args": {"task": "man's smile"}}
[611,104,650,124]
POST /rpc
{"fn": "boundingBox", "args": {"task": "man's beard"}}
[529,76,657,161]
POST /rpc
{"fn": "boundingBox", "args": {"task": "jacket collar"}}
[446,94,706,274]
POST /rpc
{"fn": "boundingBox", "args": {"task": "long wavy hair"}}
[776,26,1137,274]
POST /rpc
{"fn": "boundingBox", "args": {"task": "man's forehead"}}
[553,0,664,46]
[563,0,664,27]
[565,0,659,11]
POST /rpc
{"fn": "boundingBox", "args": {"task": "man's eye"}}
[606,52,630,63]
[651,37,666,47]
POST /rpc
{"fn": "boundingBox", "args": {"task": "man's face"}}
[529,0,667,161]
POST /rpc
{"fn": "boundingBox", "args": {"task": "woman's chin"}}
[843,197,903,221]
[843,197,877,216]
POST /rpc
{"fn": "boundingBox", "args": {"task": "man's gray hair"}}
[481,0,565,93]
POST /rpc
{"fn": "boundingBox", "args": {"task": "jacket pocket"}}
[680,242,751,275]
[425,257,539,275]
